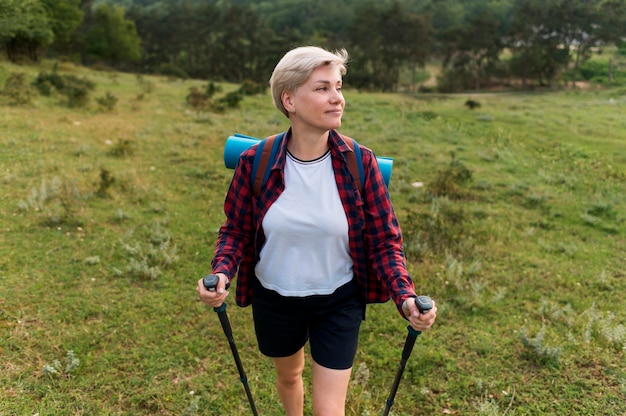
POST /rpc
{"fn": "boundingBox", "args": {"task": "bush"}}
[18,177,82,226]
[520,326,561,367]
[218,90,243,109]
[238,79,266,96]
[205,82,222,98]
[2,72,35,105]
[186,86,211,117]
[158,62,188,80]
[96,168,115,197]
[33,71,96,107]
[96,91,118,112]
[43,350,80,378]
[436,67,470,93]
[32,71,64,96]
[108,139,135,157]
[575,60,608,82]
[136,74,155,94]
[114,219,179,280]
[63,75,96,107]
[428,152,473,199]
[185,81,250,115]
[404,197,470,259]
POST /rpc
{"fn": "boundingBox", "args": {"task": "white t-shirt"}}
[255,150,354,296]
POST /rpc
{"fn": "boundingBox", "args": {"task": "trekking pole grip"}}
[407,296,433,337]
[202,274,227,313]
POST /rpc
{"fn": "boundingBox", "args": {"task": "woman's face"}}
[284,64,345,132]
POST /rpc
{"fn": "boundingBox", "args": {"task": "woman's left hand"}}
[402,297,437,332]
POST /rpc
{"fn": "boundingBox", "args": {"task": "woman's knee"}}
[311,361,351,415]
[274,350,305,386]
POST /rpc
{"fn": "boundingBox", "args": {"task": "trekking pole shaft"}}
[214,305,258,416]
[204,275,259,416]
[382,330,418,416]
[381,296,433,416]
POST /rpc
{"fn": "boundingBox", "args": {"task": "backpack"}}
[251,132,364,196]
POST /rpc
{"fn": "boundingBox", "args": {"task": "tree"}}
[40,0,83,50]
[131,1,222,78]
[596,0,626,86]
[509,0,626,88]
[405,12,433,92]
[209,5,278,82]
[436,0,511,91]
[427,0,466,66]
[82,4,141,64]
[0,0,54,61]
[128,1,281,82]
[349,0,431,91]
[508,0,568,87]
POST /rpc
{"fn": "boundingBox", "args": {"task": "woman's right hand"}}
[196,273,229,308]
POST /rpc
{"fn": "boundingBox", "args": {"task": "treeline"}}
[2,0,626,92]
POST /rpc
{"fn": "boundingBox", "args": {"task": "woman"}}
[196,46,437,416]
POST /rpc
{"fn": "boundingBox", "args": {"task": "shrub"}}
[96,91,118,112]
[33,71,96,107]
[130,93,144,111]
[136,74,155,94]
[218,90,243,109]
[33,71,64,95]
[404,197,470,258]
[158,62,189,80]
[415,110,439,121]
[185,81,251,115]
[114,219,179,280]
[205,82,222,98]
[428,152,473,199]
[108,139,135,157]
[43,350,80,378]
[573,59,626,86]
[2,72,35,105]
[437,67,471,93]
[238,79,266,96]
[576,60,607,81]
[96,168,115,197]
[19,177,82,226]
[63,75,96,107]
[520,326,561,367]
[186,86,210,115]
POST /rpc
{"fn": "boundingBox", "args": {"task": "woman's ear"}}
[281,90,295,114]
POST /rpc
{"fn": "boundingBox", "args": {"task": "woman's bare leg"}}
[311,360,352,416]
[273,348,305,416]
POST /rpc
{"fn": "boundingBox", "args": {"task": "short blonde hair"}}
[269,46,349,117]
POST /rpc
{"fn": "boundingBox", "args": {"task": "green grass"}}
[1,59,625,415]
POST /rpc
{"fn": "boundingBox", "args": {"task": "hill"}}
[1,60,625,414]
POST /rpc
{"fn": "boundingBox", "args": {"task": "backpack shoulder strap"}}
[342,135,364,193]
[252,132,284,196]
[252,132,363,195]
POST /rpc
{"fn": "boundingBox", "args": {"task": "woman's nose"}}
[330,89,343,103]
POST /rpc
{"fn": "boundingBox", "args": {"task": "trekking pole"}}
[382,296,433,416]
[203,274,259,416]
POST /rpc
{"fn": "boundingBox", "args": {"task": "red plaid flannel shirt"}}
[211,129,416,317]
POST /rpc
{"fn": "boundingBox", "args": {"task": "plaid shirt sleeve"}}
[210,146,256,303]
[331,131,416,318]
[361,150,416,316]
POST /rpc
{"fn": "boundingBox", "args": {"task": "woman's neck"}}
[287,128,330,161]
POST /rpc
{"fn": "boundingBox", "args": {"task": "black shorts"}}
[252,279,364,370]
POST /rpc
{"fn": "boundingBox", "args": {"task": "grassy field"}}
[1,59,625,415]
